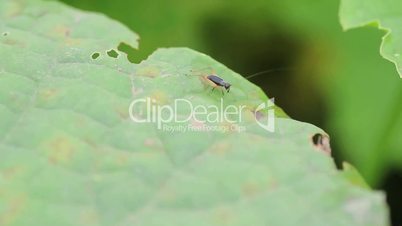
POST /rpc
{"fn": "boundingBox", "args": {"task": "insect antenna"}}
[245,67,295,80]
[188,66,215,76]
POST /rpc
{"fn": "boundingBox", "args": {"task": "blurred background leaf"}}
[340,0,402,77]
[18,0,402,225]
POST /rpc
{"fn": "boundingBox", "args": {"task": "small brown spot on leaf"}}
[64,29,70,37]
[5,2,23,18]
[3,39,16,45]
[135,67,161,78]
[45,137,74,164]
[210,141,231,155]
[1,166,23,180]
[242,182,260,197]
[150,91,170,105]
[116,154,129,166]
[38,88,58,102]
[0,195,26,225]
[79,209,99,225]
[131,86,143,96]
[144,138,156,147]
[115,106,129,119]
[83,138,97,149]
[51,25,70,38]
[65,38,81,46]
[189,119,206,130]
[213,208,233,225]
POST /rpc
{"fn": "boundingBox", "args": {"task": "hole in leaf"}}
[311,133,331,155]
[107,49,119,58]
[312,133,323,145]
[91,52,100,59]
[118,42,143,63]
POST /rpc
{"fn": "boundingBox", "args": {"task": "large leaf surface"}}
[0,0,388,225]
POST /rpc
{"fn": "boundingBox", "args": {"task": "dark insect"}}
[203,74,231,95]
[188,68,231,96]
[188,67,292,96]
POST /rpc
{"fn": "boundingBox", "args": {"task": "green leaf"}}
[327,34,402,186]
[334,0,402,185]
[0,0,388,225]
[340,0,402,77]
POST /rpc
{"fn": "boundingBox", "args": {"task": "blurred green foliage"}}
[340,0,402,77]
